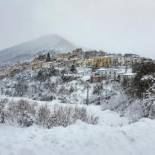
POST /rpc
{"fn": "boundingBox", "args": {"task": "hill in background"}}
[0,34,76,65]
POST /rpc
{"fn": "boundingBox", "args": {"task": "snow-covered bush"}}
[6,100,36,126]
[14,79,28,96]
[73,106,98,124]
[17,111,34,127]
[36,68,59,81]
[0,99,9,123]
[36,105,51,127]
[149,103,155,118]
[125,100,144,122]
[46,106,73,128]
[0,99,98,128]
[0,101,5,123]
[58,85,70,96]
[39,105,98,128]
[93,83,103,95]
[0,69,90,103]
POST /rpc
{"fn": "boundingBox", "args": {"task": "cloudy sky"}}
[0,0,155,58]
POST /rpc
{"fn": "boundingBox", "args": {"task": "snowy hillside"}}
[0,99,155,155]
[0,66,154,121]
[0,34,76,65]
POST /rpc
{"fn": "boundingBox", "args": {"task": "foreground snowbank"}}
[0,109,155,155]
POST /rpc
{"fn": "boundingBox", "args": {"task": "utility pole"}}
[105,74,109,104]
[97,83,101,105]
[86,82,89,105]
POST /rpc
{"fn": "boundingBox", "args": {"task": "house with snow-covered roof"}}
[95,67,136,82]
[96,68,119,80]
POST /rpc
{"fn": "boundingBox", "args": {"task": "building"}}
[56,53,71,61]
[72,48,83,59]
[83,50,106,59]
[90,73,104,83]
[141,57,153,63]
[56,49,83,61]
[124,53,141,66]
[31,60,44,70]
[84,56,112,68]
[95,66,136,82]
[42,62,54,69]
[118,72,136,86]
[96,68,119,80]
[109,54,125,66]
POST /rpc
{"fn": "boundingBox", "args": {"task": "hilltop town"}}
[0,48,154,114]
[0,48,153,83]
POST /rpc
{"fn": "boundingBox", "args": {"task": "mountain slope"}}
[0,34,76,65]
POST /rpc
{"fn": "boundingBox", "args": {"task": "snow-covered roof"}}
[81,75,90,81]
[141,75,155,81]
[97,68,119,72]
[63,73,80,77]
[117,68,133,74]
[123,73,136,76]
[97,68,107,71]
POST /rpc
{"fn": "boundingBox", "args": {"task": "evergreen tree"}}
[70,64,77,73]
[130,62,155,98]
[46,53,51,62]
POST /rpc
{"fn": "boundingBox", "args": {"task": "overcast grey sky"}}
[0,0,155,58]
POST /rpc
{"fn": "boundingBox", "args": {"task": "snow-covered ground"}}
[0,67,155,155]
[0,102,155,155]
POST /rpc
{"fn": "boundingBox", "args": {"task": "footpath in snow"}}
[0,106,155,155]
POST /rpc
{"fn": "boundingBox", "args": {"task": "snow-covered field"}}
[0,102,155,155]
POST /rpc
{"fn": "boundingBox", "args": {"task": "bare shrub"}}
[0,98,8,104]
[0,98,9,123]
[8,100,35,115]
[17,111,34,127]
[93,84,103,95]
[45,105,73,128]
[36,105,51,127]
[0,102,5,123]
[14,79,28,97]
[58,86,70,95]
[0,99,98,128]
[73,106,98,125]
[86,114,98,125]
[73,106,87,122]
[7,100,36,126]
[46,105,98,128]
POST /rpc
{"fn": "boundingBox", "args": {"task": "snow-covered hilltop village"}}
[1,0,155,154]
[0,48,154,102]
[0,46,155,155]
